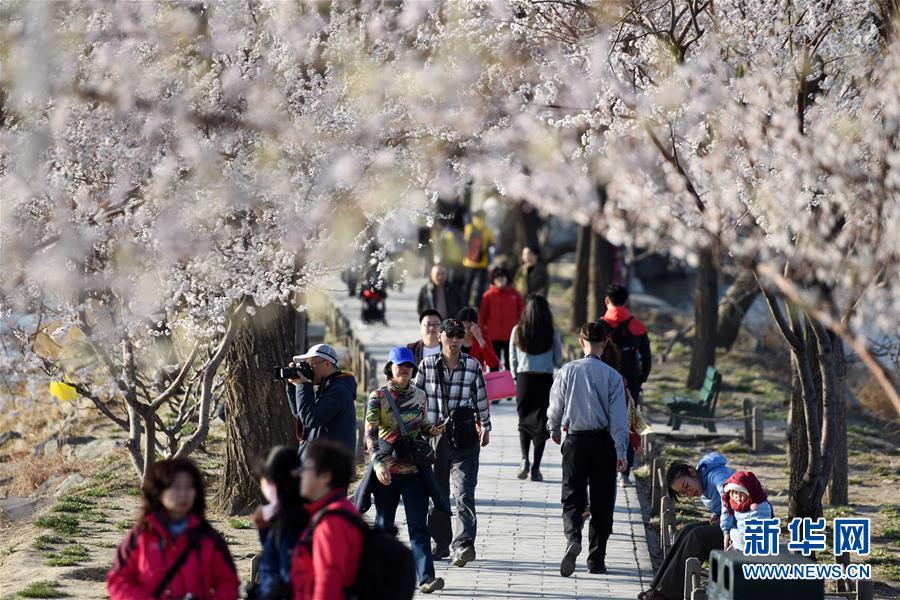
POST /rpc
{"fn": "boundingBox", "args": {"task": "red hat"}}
[722,471,767,514]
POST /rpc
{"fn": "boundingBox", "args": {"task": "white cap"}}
[724,482,749,495]
[293,343,339,367]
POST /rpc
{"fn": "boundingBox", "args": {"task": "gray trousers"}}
[428,434,480,551]
[651,522,723,599]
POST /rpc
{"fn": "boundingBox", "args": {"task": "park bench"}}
[663,366,721,432]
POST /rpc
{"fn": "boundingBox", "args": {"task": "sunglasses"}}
[444,331,465,339]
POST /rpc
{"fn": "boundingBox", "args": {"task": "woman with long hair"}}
[252,446,309,600]
[107,458,239,600]
[509,294,563,481]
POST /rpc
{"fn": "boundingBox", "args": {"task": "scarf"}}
[387,379,417,405]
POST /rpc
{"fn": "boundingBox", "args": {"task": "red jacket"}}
[107,513,239,600]
[464,336,500,370]
[601,306,648,336]
[479,285,524,342]
[291,489,363,600]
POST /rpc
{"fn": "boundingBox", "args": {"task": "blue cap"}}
[387,346,416,366]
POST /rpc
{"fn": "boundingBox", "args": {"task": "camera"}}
[273,361,313,380]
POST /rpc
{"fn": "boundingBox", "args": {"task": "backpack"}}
[465,229,485,264]
[609,317,644,384]
[302,508,416,600]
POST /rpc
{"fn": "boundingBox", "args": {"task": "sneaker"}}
[517,459,530,480]
[431,546,450,560]
[453,545,476,567]
[419,576,445,594]
[530,467,544,482]
[559,541,581,577]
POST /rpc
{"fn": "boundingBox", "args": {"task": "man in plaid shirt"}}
[414,318,490,568]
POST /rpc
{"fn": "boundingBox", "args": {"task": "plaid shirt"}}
[413,352,491,432]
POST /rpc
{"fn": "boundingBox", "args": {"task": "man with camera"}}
[284,343,358,460]
[413,319,490,568]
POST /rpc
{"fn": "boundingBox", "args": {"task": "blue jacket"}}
[722,500,774,538]
[256,525,298,599]
[287,372,358,459]
[696,452,735,516]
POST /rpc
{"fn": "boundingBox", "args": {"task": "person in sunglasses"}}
[413,319,490,567]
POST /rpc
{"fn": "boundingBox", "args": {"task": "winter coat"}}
[725,501,774,550]
[291,490,363,600]
[463,335,500,370]
[256,524,300,599]
[107,512,239,600]
[479,285,525,343]
[696,452,736,517]
[288,372,358,460]
[416,281,464,322]
[513,261,549,298]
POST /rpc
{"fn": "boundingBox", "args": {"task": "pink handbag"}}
[484,370,516,402]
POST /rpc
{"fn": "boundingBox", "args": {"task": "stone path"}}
[318,277,653,598]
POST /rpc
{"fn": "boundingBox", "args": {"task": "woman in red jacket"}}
[457,306,500,370]
[107,458,239,600]
[291,440,363,600]
[479,266,524,371]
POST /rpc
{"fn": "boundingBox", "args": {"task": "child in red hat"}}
[721,470,773,553]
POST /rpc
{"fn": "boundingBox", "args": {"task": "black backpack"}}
[609,317,644,385]
[302,507,416,600]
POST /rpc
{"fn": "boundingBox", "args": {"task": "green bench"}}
[663,366,722,432]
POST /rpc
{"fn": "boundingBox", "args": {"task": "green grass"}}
[44,555,82,567]
[660,445,693,460]
[92,470,118,483]
[33,515,82,537]
[43,544,90,566]
[227,518,253,530]
[32,534,63,551]
[51,497,105,523]
[17,580,65,598]
[823,505,856,520]
[868,547,900,582]
[879,504,900,539]
[719,440,751,454]
[80,485,112,498]
[115,518,133,532]
[59,544,89,559]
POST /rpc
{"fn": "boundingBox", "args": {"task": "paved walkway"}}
[318,277,653,598]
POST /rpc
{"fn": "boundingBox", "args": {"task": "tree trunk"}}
[687,246,718,389]
[715,268,761,350]
[788,314,825,520]
[787,360,809,519]
[216,301,297,514]
[826,331,849,506]
[591,232,615,319]
[572,225,592,331]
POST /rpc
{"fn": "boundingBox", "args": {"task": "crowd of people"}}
[105,258,770,600]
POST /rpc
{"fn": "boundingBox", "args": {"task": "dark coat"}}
[287,372,358,459]
[514,261,550,298]
[416,281,464,321]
